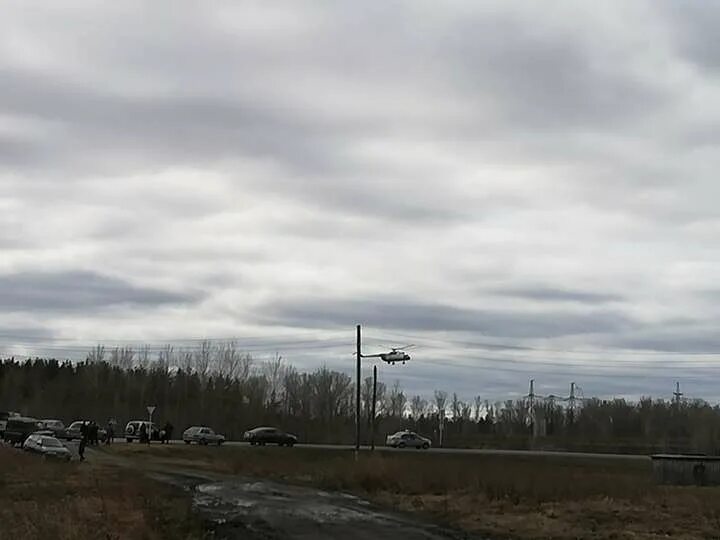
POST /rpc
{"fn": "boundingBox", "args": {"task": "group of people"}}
[77,418,173,460]
[138,421,173,444]
[78,420,100,461]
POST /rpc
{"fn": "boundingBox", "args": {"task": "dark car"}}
[3,417,43,446]
[243,426,297,447]
[40,419,69,439]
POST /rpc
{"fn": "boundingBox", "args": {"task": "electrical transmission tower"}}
[673,381,683,406]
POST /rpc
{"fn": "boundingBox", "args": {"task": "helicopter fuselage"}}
[380,351,411,364]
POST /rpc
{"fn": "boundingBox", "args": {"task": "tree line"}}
[2,343,720,453]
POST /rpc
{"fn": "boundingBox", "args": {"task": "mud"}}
[149,470,478,539]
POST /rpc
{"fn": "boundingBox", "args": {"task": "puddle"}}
[189,478,478,539]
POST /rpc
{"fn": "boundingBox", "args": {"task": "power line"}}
[411,356,718,381]
[372,329,720,356]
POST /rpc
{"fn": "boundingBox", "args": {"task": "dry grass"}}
[0,446,205,540]
[108,444,720,540]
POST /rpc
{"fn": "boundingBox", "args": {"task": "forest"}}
[2,342,719,454]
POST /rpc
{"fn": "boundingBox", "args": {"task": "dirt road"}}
[143,468,478,540]
[86,448,477,539]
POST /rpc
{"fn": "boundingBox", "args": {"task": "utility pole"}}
[673,381,683,406]
[528,379,535,441]
[354,326,411,452]
[356,324,361,452]
[439,409,445,447]
[370,364,377,451]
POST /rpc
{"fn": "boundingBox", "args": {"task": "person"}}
[79,421,88,461]
[106,419,115,445]
[139,422,148,444]
[90,421,99,446]
[163,421,173,444]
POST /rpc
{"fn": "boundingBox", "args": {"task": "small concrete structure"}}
[651,454,720,486]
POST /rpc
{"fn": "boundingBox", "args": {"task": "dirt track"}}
[144,467,479,540]
[85,447,478,539]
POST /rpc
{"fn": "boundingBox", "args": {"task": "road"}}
[136,438,650,461]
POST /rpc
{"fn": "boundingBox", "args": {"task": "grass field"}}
[107,444,720,540]
[0,446,204,540]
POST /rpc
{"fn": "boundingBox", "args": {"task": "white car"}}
[24,434,72,461]
[183,426,225,445]
[125,420,160,442]
[385,430,432,449]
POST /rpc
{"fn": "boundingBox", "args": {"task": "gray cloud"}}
[255,297,636,339]
[489,286,623,304]
[0,271,198,312]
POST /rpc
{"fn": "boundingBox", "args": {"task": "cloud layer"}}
[2,1,720,400]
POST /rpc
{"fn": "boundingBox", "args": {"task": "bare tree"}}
[361,376,374,424]
[386,380,407,418]
[461,401,472,421]
[156,344,173,374]
[451,392,461,419]
[193,340,213,379]
[217,341,245,379]
[474,395,483,421]
[136,345,152,370]
[374,381,387,416]
[434,390,448,416]
[264,353,285,409]
[410,395,427,419]
[179,349,194,372]
[87,345,106,364]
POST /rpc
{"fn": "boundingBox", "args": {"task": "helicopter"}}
[366,345,415,365]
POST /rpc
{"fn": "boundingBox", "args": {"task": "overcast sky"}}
[3,1,720,401]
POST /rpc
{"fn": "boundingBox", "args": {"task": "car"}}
[243,426,297,447]
[23,433,72,461]
[3,417,44,446]
[385,430,432,449]
[182,426,225,445]
[40,419,69,439]
[125,420,160,442]
[66,421,108,442]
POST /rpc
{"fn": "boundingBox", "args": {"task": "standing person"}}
[139,422,148,444]
[105,419,114,445]
[163,421,173,444]
[90,421,99,445]
[79,421,88,461]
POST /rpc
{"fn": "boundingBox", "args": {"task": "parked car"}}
[3,417,43,446]
[23,433,72,461]
[183,426,225,445]
[40,419,69,439]
[385,430,431,449]
[65,421,108,442]
[125,420,160,442]
[243,426,297,447]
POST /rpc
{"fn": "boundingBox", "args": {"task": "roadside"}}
[0,445,204,540]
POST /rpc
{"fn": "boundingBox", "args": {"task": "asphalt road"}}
[136,438,650,461]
